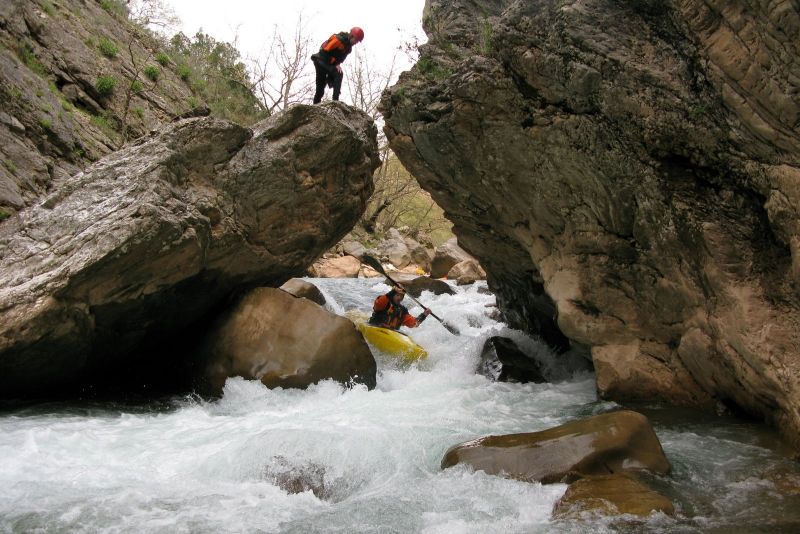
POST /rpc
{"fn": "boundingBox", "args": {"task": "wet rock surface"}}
[478,336,546,384]
[202,288,377,393]
[280,278,327,307]
[553,473,675,519]
[0,103,378,397]
[403,276,455,298]
[441,410,670,483]
[382,0,800,446]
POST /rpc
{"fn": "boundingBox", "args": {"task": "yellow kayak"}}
[355,322,428,362]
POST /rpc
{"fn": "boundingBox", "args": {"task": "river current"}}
[1,278,798,533]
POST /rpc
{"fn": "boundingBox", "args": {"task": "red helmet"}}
[350,26,364,43]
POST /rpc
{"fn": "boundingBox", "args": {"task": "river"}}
[1,279,798,533]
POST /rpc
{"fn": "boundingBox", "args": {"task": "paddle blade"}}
[440,320,460,336]
[361,254,386,276]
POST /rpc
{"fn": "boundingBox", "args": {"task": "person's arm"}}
[403,308,431,328]
[373,295,390,312]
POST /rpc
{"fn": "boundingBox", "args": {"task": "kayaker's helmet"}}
[350,27,364,43]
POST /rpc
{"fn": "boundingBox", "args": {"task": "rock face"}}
[202,288,376,393]
[0,0,198,215]
[377,228,412,269]
[309,255,363,278]
[430,237,473,278]
[404,236,432,272]
[0,103,378,397]
[280,278,326,307]
[478,336,546,383]
[553,474,675,519]
[441,410,670,483]
[382,0,800,445]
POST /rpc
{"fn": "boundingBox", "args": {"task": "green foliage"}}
[2,159,18,174]
[99,38,118,58]
[479,20,493,55]
[90,112,116,135]
[131,80,144,93]
[133,107,145,119]
[177,64,191,81]
[689,105,708,118]
[39,117,52,131]
[417,55,452,81]
[187,96,199,108]
[166,31,265,125]
[100,0,127,18]
[18,44,48,77]
[0,85,23,102]
[0,209,10,222]
[155,52,170,66]
[61,99,74,112]
[40,0,55,16]
[95,75,117,96]
[143,65,160,81]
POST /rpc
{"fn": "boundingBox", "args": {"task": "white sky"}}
[164,0,427,87]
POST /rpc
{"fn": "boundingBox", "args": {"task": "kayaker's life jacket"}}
[369,290,427,330]
[311,32,353,67]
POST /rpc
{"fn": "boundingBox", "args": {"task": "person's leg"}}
[331,70,344,101]
[313,62,327,104]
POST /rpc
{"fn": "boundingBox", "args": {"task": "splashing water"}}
[1,279,798,533]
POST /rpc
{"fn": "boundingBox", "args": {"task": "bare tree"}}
[249,14,314,114]
[343,50,397,120]
[126,0,180,33]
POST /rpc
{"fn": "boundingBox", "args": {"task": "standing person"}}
[369,286,431,330]
[311,27,364,104]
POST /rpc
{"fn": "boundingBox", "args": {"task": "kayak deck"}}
[355,322,428,362]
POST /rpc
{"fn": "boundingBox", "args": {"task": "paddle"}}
[361,255,460,335]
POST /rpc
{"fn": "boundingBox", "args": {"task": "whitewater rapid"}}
[1,279,798,533]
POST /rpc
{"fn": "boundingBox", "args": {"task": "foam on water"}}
[1,278,798,533]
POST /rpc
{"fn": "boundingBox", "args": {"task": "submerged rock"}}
[403,276,456,298]
[0,103,378,397]
[478,336,545,384]
[441,410,670,483]
[382,0,800,446]
[553,474,675,519]
[202,288,376,393]
[279,278,326,307]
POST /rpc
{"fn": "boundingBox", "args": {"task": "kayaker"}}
[311,27,365,104]
[369,286,431,330]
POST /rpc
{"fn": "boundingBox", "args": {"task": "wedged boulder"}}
[279,278,326,306]
[309,255,362,278]
[448,259,486,285]
[478,336,546,383]
[404,276,456,298]
[430,238,473,278]
[552,474,674,519]
[441,410,670,483]
[202,288,376,393]
[404,236,432,272]
[0,103,379,397]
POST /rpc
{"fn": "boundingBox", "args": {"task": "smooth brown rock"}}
[202,288,376,393]
[404,236,432,272]
[430,238,473,278]
[382,0,800,446]
[279,278,326,306]
[441,410,670,483]
[553,474,675,519]
[0,103,378,397]
[309,255,362,278]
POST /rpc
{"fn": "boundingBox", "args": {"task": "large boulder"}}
[309,255,362,278]
[448,259,486,285]
[202,288,376,393]
[341,240,367,260]
[404,236,432,272]
[0,103,379,397]
[478,336,546,383]
[430,238,473,278]
[441,410,670,483]
[404,276,456,298]
[377,228,412,269]
[382,0,800,446]
[552,474,675,519]
[279,278,326,306]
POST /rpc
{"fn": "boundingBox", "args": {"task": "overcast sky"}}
[164,0,428,85]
